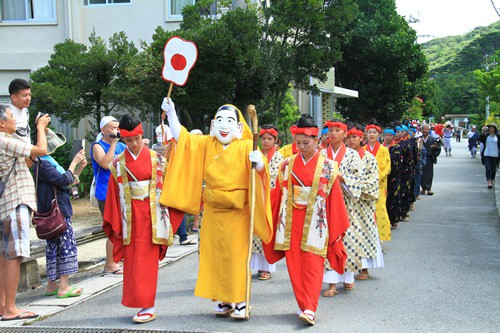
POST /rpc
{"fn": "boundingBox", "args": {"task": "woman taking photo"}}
[35,130,86,298]
[479,123,500,189]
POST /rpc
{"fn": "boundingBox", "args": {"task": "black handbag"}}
[0,159,17,198]
[32,162,67,240]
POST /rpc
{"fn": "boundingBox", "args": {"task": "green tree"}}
[334,0,428,124]
[131,1,358,130]
[475,49,500,117]
[30,31,139,139]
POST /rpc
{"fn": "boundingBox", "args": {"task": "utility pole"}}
[484,54,497,119]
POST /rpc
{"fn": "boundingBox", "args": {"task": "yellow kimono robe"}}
[365,143,391,241]
[160,122,272,303]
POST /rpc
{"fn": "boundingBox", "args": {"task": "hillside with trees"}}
[421,21,499,120]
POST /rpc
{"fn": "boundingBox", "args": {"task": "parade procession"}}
[0,1,498,332]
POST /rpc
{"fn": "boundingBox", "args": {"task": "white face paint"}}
[210,107,243,145]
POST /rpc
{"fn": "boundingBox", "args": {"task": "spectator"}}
[8,79,31,145]
[478,123,500,189]
[34,129,87,299]
[467,126,479,158]
[90,116,126,276]
[0,104,50,321]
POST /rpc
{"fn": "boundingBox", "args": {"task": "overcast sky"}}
[396,0,499,43]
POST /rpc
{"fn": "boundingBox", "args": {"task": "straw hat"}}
[487,122,498,130]
[46,129,66,155]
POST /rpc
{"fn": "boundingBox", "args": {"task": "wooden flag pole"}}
[245,104,258,320]
[161,82,174,146]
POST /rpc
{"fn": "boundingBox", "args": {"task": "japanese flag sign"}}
[162,36,198,86]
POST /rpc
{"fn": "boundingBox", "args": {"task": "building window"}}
[0,0,56,22]
[167,0,195,20]
[84,0,131,5]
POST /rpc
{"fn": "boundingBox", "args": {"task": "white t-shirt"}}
[8,103,30,144]
[484,135,499,158]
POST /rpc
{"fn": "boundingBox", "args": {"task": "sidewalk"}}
[2,220,198,328]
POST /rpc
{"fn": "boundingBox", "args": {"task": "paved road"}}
[10,140,500,332]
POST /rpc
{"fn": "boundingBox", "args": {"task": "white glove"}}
[161,97,175,115]
[162,97,181,141]
[249,150,264,171]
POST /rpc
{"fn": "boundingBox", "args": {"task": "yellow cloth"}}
[278,143,294,159]
[160,117,272,303]
[368,144,391,241]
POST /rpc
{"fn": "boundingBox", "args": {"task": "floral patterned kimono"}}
[321,144,374,280]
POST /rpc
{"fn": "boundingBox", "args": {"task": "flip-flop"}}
[321,289,338,297]
[356,273,371,280]
[44,288,59,296]
[1,311,39,321]
[343,282,355,290]
[102,268,123,276]
[57,286,83,298]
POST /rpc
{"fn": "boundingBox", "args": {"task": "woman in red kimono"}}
[264,115,349,326]
[103,115,183,323]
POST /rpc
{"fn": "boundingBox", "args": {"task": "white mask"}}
[210,106,243,145]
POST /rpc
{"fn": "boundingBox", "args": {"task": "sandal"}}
[298,310,315,325]
[44,287,58,296]
[355,273,371,280]
[343,282,355,290]
[57,286,83,298]
[321,289,338,297]
[259,272,272,280]
[214,303,234,317]
[230,303,250,320]
[132,311,157,323]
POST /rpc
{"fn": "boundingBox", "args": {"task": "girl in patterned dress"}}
[250,125,284,280]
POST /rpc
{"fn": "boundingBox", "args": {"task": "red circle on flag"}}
[171,54,187,71]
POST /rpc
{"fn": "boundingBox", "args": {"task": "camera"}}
[110,132,121,139]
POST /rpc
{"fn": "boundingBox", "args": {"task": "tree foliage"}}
[130,1,358,130]
[30,31,139,138]
[422,21,500,118]
[333,0,428,124]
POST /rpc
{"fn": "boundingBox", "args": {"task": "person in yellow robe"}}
[159,98,272,319]
[365,122,391,242]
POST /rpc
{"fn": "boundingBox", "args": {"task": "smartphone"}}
[81,139,86,152]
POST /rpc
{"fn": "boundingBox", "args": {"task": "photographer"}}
[90,116,126,275]
[420,124,442,195]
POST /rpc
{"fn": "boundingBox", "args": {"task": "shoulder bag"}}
[32,160,67,240]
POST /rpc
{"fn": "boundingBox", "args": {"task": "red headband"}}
[259,128,278,138]
[365,124,382,133]
[289,125,298,135]
[324,121,347,132]
[347,128,364,137]
[120,123,144,137]
[294,127,319,137]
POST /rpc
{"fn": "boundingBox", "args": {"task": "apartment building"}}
[0,0,356,140]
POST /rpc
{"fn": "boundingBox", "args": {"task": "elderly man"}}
[0,104,50,321]
[420,124,442,195]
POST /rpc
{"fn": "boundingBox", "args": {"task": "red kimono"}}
[103,148,183,308]
[264,152,349,312]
